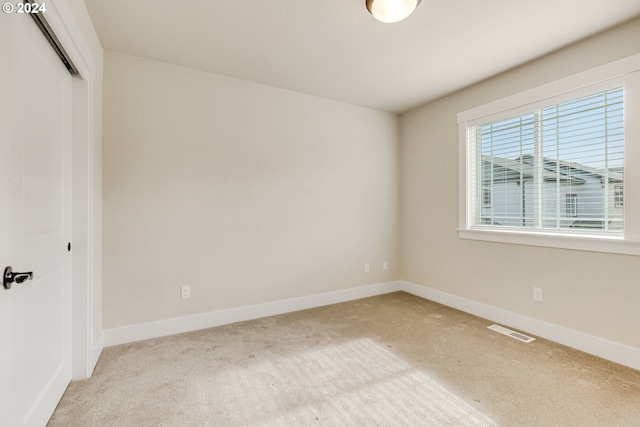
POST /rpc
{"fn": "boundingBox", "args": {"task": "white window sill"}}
[458,228,640,256]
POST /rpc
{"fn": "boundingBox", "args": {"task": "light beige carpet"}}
[49,292,640,426]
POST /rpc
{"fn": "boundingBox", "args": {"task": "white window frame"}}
[458,53,640,256]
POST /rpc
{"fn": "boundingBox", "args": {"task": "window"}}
[615,184,624,208]
[472,86,623,234]
[457,53,640,255]
[482,187,491,207]
[566,194,578,218]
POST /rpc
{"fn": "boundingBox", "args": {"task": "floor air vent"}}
[487,324,535,343]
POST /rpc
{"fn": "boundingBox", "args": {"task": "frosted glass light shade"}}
[366,0,421,23]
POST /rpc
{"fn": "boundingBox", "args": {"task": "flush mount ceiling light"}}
[366,0,421,23]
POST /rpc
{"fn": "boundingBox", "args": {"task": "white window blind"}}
[469,86,624,235]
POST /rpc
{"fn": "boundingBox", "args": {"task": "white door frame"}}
[43,0,101,379]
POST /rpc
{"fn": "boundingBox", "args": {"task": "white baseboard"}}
[102,278,640,372]
[401,280,640,372]
[104,281,402,347]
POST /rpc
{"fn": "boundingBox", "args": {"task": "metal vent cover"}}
[488,324,535,343]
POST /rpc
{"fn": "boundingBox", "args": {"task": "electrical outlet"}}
[181,285,190,299]
[364,263,370,273]
[383,260,389,271]
[533,287,543,302]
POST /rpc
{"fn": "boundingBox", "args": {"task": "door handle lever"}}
[14,272,33,284]
[3,266,34,290]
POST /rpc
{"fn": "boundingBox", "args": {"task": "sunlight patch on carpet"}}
[192,338,498,425]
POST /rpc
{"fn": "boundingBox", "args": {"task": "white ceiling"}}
[83,0,640,113]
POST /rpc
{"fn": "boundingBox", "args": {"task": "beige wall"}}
[66,0,104,348]
[103,52,400,329]
[401,18,640,349]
